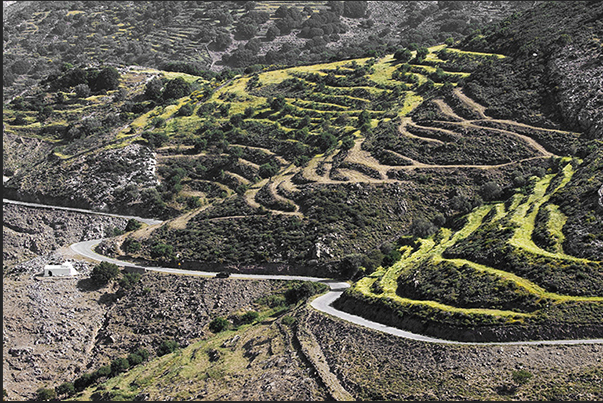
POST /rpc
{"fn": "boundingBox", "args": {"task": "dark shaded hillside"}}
[2,1,536,102]
[458,0,603,138]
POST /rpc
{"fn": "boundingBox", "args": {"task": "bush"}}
[90,262,120,286]
[282,315,296,326]
[110,358,130,376]
[239,311,259,324]
[135,348,150,361]
[93,364,111,379]
[118,272,142,290]
[55,382,75,397]
[125,218,142,232]
[157,339,179,356]
[512,369,533,385]
[209,316,230,333]
[162,77,192,101]
[74,373,93,391]
[177,103,194,116]
[35,388,56,401]
[142,130,169,148]
[127,352,144,366]
[284,282,325,305]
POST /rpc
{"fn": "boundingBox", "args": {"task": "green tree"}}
[162,77,191,101]
[480,181,502,201]
[89,66,120,92]
[144,77,163,100]
[55,382,75,397]
[110,357,130,376]
[157,339,179,356]
[35,388,56,401]
[209,317,230,332]
[125,218,142,232]
[90,261,120,286]
[415,47,429,63]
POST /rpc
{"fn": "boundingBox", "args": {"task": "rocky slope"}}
[3,206,603,401]
[2,203,129,269]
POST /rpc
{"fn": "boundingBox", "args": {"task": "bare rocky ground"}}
[3,205,603,401]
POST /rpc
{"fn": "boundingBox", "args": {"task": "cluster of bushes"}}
[365,119,530,167]
[45,65,120,94]
[144,76,193,104]
[443,220,603,296]
[254,182,297,212]
[42,347,151,399]
[396,260,545,312]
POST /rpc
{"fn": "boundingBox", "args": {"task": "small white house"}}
[43,262,79,277]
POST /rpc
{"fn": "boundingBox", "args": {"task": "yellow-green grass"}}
[445,47,507,59]
[356,281,530,319]
[542,203,567,254]
[70,323,279,401]
[368,54,398,86]
[509,163,586,262]
[398,92,423,116]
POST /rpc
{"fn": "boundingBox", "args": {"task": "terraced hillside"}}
[3,1,537,103]
[4,36,601,339]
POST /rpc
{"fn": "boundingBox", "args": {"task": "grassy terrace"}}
[347,160,602,330]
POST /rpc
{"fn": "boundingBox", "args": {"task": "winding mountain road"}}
[5,197,602,346]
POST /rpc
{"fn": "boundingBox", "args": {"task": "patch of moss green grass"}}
[445,47,507,59]
[540,203,567,254]
[69,303,290,401]
[509,161,587,263]
[350,161,602,330]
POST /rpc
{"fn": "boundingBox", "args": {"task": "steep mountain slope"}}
[3,1,603,401]
[2,1,536,102]
[458,0,603,138]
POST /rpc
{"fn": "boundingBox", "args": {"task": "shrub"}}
[142,130,169,149]
[150,242,174,261]
[284,282,325,305]
[239,311,259,324]
[90,262,120,286]
[177,103,194,116]
[118,272,142,290]
[74,373,93,391]
[125,218,142,232]
[74,83,91,98]
[157,340,179,356]
[135,348,150,361]
[110,358,130,375]
[282,315,296,326]
[55,382,75,397]
[35,388,56,401]
[512,369,533,385]
[480,181,503,201]
[209,317,230,333]
[94,364,111,379]
[162,77,191,101]
[127,352,144,366]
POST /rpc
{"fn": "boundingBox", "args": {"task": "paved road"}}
[7,198,602,345]
[70,238,603,346]
[3,198,162,225]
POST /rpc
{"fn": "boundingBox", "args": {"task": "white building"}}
[43,262,79,277]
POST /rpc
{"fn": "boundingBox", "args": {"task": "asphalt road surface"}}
[6,197,601,345]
